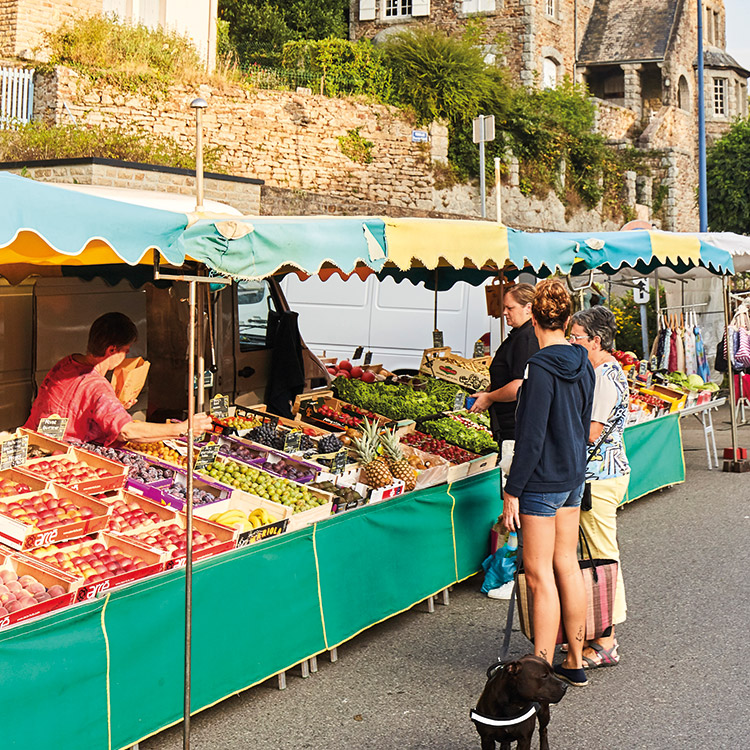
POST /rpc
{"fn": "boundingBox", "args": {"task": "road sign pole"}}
[479,135,486,218]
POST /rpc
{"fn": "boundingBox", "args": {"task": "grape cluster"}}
[247,425,284,450]
[299,434,314,451]
[265,461,313,483]
[167,482,218,507]
[217,441,261,462]
[318,435,344,454]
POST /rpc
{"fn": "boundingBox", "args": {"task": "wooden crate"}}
[419,347,491,392]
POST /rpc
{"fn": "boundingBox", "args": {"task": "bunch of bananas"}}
[209,507,278,532]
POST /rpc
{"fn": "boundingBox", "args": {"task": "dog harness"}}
[470,702,541,728]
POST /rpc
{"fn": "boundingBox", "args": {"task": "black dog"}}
[471,654,567,750]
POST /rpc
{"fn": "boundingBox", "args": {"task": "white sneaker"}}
[486,581,515,600]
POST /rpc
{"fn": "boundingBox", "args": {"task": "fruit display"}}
[0,568,66,616]
[313,404,364,429]
[107,497,166,534]
[0,475,34,497]
[30,540,152,582]
[613,350,640,368]
[127,523,225,558]
[27,443,54,459]
[262,456,317,483]
[200,459,328,513]
[0,492,96,531]
[164,481,222,508]
[352,420,394,489]
[310,480,364,513]
[380,428,417,491]
[124,441,187,467]
[216,437,266,463]
[23,457,113,486]
[421,417,497,455]
[317,434,344,454]
[213,414,262,432]
[208,507,279,532]
[400,430,479,465]
[325,359,394,383]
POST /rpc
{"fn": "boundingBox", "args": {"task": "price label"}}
[37,415,68,441]
[364,351,373,365]
[453,391,467,411]
[236,518,289,548]
[209,394,230,418]
[332,447,349,474]
[473,340,485,358]
[353,346,364,360]
[0,435,28,471]
[283,431,302,454]
[195,442,220,470]
[432,329,444,348]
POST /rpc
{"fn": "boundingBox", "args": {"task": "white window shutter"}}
[478,0,496,11]
[359,0,376,21]
[412,0,430,17]
[461,0,478,13]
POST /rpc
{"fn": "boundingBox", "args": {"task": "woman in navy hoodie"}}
[503,279,594,687]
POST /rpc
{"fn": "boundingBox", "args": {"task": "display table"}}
[621,412,685,504]
[0,470,501,750]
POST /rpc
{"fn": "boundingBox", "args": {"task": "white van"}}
[280,274,499,373]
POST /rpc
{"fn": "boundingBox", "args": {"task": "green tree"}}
[707,117,750,233]
[218,0,348,66]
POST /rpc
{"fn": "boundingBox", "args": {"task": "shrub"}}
[45,13,202,93]
[0,122,225,172]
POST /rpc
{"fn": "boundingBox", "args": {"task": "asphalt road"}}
[142,406,750,750]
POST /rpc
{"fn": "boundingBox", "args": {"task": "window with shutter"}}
[411,0,430,17]
[360,0,376,21]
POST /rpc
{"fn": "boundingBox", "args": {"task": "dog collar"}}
[470,703,540,728]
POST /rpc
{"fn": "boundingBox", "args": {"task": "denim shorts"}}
[518,482,585,517]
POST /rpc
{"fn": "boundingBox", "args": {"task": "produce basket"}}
[419,347,491,392]
[194,494,291,547]
[19,447,128,494]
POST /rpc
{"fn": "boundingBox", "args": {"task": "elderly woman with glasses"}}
[568,305,630,669]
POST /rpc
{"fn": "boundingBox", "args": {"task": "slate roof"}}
[701,47,750,77]
[578,0,680,65]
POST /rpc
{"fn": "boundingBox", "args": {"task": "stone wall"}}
[0,0,101,58]
[0,158,262,215]
[595,99,638,141]
[34,66,445,213]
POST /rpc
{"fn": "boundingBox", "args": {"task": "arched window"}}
[678,75,690,111]
[543,57,558,89]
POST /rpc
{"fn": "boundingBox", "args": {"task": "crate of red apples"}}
[0,485,110,551]
[19,444,127,494]
[27,532,163,602]
[0,551,76,629]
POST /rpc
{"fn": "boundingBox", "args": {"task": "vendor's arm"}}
[119,413,213,443]
[469,379,523,412]
[589,421,605,443]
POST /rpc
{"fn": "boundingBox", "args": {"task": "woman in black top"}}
[470,283,538,448]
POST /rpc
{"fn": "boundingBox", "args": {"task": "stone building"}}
[0,0,217,67]
[351,0,749,230]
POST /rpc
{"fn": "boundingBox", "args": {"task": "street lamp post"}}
[697,0,708,232]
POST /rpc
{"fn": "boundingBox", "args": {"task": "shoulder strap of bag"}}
[498,576,518,664]
[578,525,600,583]
[587,417,619,463]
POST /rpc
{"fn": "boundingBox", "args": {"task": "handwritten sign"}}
[236,518,289,547]
[353,346,364,360]
[283,431,302,454]
[453,391,467,411]
[0,435,28,471]
[473,340,486,358]
[432,329,444,348]
[364,351,373,365]
[37,416,68,441]
[209,394,229,418]
[195,442,220,471]
[332,448,348,474]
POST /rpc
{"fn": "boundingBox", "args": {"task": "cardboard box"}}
[0,485,110,551]
[25,532,164,602]
[19,447,128,494]
[160,472,233,512]
[286,498,334,531]
[395,422,474,482]
[419,347,491,392]
[0,467,50,498]
[102,489,178,533]
[466,453,499,477]
[399,445,451,490]
[18,428,72,459]
[0,552,76,630]
[295,395,390,433]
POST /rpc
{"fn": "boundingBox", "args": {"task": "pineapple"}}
[352,419,393,488]
[381,428,418,491]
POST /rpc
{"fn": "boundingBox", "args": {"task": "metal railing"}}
[0,67,34,129]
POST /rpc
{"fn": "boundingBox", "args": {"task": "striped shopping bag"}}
[515,527,618,644]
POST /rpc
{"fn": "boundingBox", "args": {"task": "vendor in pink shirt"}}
[25,312,211,445]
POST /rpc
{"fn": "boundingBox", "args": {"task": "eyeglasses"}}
[568,334,590,342]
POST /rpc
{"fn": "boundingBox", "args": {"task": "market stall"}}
[0,172,738,750]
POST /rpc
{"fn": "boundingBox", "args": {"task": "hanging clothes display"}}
[683,312,697,376]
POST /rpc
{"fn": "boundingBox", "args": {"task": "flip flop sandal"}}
[582,640,620,669]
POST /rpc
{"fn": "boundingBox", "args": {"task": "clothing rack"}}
[661,302,709,312]
[726,295,750,424]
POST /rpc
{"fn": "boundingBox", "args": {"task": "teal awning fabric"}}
[0,172,188,265]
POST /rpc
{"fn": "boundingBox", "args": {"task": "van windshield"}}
[238,280,275,351]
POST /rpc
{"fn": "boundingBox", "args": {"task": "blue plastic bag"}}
[480,532,518,593]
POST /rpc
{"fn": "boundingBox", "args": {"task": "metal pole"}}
[191,98,208,212]
[494,157,502,225]
[723,276,739,461]
[433,268,439,332]
[184,280,196,750]
[196,283,205,412]
[697,0,708,232]
[639,303,649,360]
[479,115,486,219]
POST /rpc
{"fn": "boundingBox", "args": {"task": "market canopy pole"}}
[697,0,709,232]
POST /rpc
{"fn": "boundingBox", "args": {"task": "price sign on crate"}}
[0,435,28,471]
[473,340,486,358]
[453,391,467,411]
[353,346,364,360]
[195,442,220,471]
[283,431,302,454]
[364,351,373,365]
[332,448,349,474]
[432,329,444,348]
[209,394,230,418]
[37,415,68,441]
